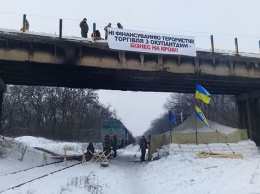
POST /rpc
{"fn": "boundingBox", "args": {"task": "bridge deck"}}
[0,29,259,95]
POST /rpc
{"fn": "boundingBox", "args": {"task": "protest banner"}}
[107,28,196,57]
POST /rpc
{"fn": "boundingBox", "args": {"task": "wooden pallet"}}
[195,151,243,159]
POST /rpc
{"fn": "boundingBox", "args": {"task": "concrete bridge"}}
[0,29,260,144]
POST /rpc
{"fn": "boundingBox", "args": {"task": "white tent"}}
[169,113,248,144]
[149,113,248,159]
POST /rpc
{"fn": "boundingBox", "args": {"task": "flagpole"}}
[170,128,172,143]
[169,111,172,143]
[169,111,177,144]
[194,93,198,145]
[195,108,198,144]
[195,83,212,145]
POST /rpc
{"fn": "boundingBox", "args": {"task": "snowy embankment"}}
[1,136,260,194]
[0,136,60,175]
[154,140,259,159]
[15,136,89,155]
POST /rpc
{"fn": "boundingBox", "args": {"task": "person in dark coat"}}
[79,18,89,38]
[104,135,111,156]
[104,23,111,40]
[112,135,117,157]
[139,136,148,161]
[86,142,95,161]
[117,22,123,29]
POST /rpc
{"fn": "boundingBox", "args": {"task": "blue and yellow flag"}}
[169,111,177,126]
[195,106,209,127]
[195,84,211,104]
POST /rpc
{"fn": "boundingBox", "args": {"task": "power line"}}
[0,11,21,16]
[0,11,80,21]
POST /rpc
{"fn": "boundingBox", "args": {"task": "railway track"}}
[0,160,63,177]
[0,161,81,193]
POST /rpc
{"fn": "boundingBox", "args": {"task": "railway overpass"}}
[0,29,260,143]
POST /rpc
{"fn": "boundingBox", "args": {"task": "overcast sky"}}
[1,0,260,136]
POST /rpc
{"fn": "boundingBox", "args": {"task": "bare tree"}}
[1,86,117,142]
[145,93,238,136]
[164,93,237,127]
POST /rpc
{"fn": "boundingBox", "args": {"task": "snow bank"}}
[0,136,57,174]
[1,136,260,194]
[15,136,102,155]
[154,140,259,160]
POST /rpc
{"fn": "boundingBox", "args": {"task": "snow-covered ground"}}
[1,136,260,194]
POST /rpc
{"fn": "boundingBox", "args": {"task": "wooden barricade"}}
[3,138,14,157]
[42,153,48,165]
[63,149,67,166]
[81,149,86,165]
[89,150,111,163]
[19,146,27,161]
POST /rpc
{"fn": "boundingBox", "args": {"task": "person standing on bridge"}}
[104,23,111,40]
[91,30,102,40]
[117,22,123,29]
[79,18,89,38]
[20,19,29,32]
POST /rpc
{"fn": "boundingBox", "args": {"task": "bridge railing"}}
[0,12,260,55]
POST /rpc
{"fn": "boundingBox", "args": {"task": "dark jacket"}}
[139,137,148,150]
[117,23,123,29]
[80,20,89,33]
[113,136,117,148]
[105,136,111,149]
[104,24,111,39]
[104,24,111,32]
[86,142,94,160]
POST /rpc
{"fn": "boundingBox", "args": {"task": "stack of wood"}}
[196,151,243,159]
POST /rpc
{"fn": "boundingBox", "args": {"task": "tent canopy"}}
[168,112,248,144]
[148,113,248,159]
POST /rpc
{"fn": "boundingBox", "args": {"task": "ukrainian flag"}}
[195,84,212,104]
[169,111,177,126]
[195,106,209,127]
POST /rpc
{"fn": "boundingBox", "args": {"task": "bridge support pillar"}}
[0,77,6,134]
[229,60,235,75]
[0,91,3,134]
[236,90,260,145]
[194,58,200,73]
[118,51,126,67]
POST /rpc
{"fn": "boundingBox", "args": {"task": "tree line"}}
[0,85,117,142]
[144,93,238,136]
[1,86,238,142]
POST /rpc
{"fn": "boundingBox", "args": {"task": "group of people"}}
[80,18,123,40]
[85,135,149,162]
[85,135,117,161]
[19,17,122,41]
[103,134,150,162]
[79,18,101,40]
